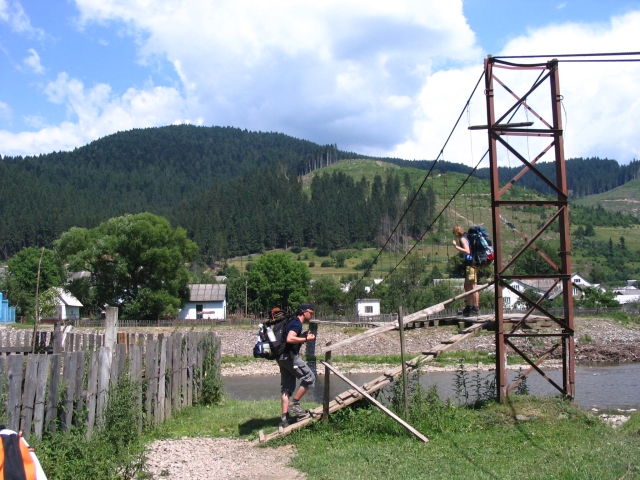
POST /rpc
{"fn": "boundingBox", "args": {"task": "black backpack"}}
[466,226,494,266]
[253,314,294,360]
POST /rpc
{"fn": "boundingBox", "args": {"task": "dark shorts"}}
[276,355,316,394]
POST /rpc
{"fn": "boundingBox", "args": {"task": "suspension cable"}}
[351,68,486,292]
[382,150,489,282]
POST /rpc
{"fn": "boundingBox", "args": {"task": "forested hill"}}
[1,123,639,261]
[0,125,351,258]
[389,157,640,198]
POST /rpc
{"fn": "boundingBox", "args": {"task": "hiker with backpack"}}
[452,225,480,317]
[276,302,316,427]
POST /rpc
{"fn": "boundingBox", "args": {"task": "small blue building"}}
[0,292,16,323]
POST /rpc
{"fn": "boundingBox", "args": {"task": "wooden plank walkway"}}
[258,320,490,443]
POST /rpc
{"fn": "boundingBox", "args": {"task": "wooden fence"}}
[0,331,221,442]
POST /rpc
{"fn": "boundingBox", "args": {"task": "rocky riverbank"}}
[215,316,640,376]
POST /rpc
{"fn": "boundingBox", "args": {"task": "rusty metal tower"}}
[482,56,574,402]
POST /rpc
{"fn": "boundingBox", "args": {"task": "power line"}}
[381,150,488,283]
[493,51,640,59]
[350,68,486,293]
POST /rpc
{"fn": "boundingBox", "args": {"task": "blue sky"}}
[1,0,640,165]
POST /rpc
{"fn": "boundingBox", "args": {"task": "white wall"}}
[56,305,80,320]
[178,301,226,320]
[356,300,380,316]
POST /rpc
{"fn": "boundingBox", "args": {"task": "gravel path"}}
[145,438,305,479]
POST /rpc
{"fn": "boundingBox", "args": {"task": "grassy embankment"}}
[149,391,640,479]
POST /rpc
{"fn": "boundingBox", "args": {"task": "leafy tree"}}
[225,273,248,315]
[55,213,198,319]
[576,286,620,308]
[246,252,311,312]
[1,247,64,319]
[510,240,560,276]
[309,276,344,316]
[37,287,60,319]
[584,224,596,236]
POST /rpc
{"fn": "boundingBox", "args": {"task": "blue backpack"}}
[466,226,494,266]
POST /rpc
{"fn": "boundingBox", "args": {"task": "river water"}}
[223,362,640,411]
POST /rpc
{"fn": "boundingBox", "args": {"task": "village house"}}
[355,298,380,317]
[612,280,640,305]
[501,273,602,310]
[178,284,227,320]
[53,288,83,321]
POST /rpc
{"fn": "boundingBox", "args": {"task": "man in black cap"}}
[277,302,316,427]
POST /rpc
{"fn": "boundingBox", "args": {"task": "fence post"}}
[20,355,39,439]
[157,337,167,424]
[323,350,331,424]
[96,347,111,428]
[398,306,409,421]
[45,355,61,432]
[7,355,25,431]
[172,333,182,413]
[104,307,118,354]
[62,353,77,431]
[33,354,50,440]
[146,336,158,427]
[53,322,63,354]
[86,351,99,440]
[165,335,173,419]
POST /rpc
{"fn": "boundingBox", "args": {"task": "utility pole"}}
[245,279,248,317]
[31,247,45,354]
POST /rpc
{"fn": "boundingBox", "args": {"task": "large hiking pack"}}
[466,226,494,266]
[253,308,293,360]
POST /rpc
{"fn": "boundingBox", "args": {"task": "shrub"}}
[36,378,146,480]
[199,336,223,405]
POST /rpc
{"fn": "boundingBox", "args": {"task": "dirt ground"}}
[144,438,305,480]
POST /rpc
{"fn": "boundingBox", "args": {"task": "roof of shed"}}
[188,284,227,302]
[54,288,83,307]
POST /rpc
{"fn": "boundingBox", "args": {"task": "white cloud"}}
[390,11,640,164]
[4,1,640,164]
[0,0,44,38]
[72,0,480,154]
[0,73,187,156]
[23,48,44,74]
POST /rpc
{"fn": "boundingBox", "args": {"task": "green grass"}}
[594,311,640,326]
[148,395,640,479]
[147,399,287,440]
[227,246,453,278]
[591,225,640,250]
[573,178,640,216]
[433,350,529,367]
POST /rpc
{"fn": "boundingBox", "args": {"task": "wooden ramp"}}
[258,319,489,443]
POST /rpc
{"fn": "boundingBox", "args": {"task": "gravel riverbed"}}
[216,316,640,376]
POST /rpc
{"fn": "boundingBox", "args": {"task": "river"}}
[223,362,640,411]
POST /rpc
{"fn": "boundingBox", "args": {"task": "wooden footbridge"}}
[258,283,553,444]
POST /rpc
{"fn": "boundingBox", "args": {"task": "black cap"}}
[296,303,314,315]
